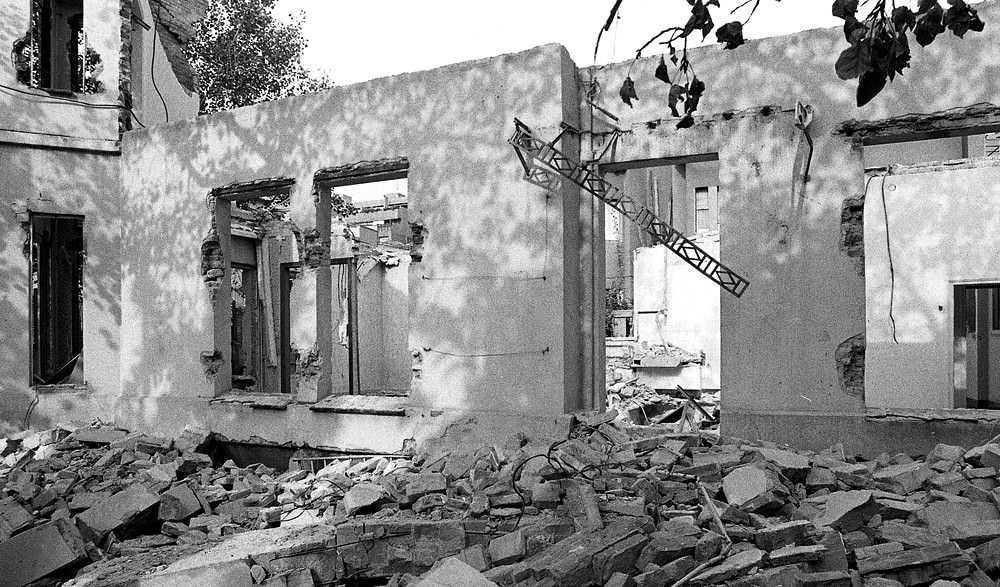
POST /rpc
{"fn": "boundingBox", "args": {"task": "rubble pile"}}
[6,416,1000,586]
[606,369,719,429]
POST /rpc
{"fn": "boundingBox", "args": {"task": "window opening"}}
[315,159,410,397]
[17,0,102,93]
[210,179,294,396]
[30,214,84,386]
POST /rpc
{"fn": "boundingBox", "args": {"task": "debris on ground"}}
[5,416,1000,586]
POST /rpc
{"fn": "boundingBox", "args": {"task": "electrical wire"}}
[421,347,549,359]
[150,4,169,123]
[879,175,898,344]
[0,82,146,128]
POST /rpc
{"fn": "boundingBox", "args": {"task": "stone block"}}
[414,557,498,586]
[768,544,827,566]
[591,531,648,584]
[342,483,383,516]
[634,556,697,587]
[690,548,765,586]
[695,531,725,561]
[855,542,904,560]
[0,497,34,540]
[75,483,160,543]
[634,531,698,569]
[406,474,447,500]
[0,519,87,587]
[755,519,817,551]
[927,444,966,464]
[979,444,1000,470]
[604,571,635,587]
[948,520,1000,548]
[159,484,202,521]
[872,463,933,495]
[174,425,212,454]
[753,447,812,481]
[73,427,129,445]
[531,482,561,509]
[564,480,604,532]
[489,529,525,566]
[798,570,852,587]
[456,544,490,572]
[918,501,999,533]
[878,521,950,549]
[811,490,878,532]
[856,542,963,575]
[723,465,787,513]
[806,468,838,492]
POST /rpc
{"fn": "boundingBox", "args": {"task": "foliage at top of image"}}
[185,0,333,114]
[600,0,985,128]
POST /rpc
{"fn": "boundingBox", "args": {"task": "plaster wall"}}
[0,0,121,144]
[585,0,1000,449]
[865,160,1000,411]
[633,239,721,390]
[115,45,588,449]
[0,143,122,433]
[129,0,199,126]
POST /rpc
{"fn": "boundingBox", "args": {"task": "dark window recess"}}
[30,214,84,385]
[20,0,102,93]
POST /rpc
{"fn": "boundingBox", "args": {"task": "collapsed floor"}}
[5,414,1000,586]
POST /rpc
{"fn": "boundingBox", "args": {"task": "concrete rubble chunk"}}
[755,519,818,551]
[158,483,203,521]
[872,462,933,495]
[856,542,964,575]
[342,482,383,516]
[690,547,765,585]
[414,557,499,586]
[811,490,878,532]
[0,519,88,586]
[75,483,161,543]
[722,465,787,513]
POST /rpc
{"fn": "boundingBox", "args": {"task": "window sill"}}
[309,395,407,416]
[32,383,88,394]
[866,407,1000,422]
[211,392,293,410]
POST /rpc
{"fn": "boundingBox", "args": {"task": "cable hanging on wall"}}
[422,346,550,359]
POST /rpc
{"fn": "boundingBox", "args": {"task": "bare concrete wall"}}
[114,45,587,450]
[0,144,122,433]
[586,0,1000,451]
[865,160,1000,410]
[0,0,122,145]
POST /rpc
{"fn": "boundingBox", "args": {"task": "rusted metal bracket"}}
[508,118,750,298]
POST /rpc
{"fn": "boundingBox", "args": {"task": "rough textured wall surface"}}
[148,0,206,93]
[586,0,1000,452]
[116,45,585,450]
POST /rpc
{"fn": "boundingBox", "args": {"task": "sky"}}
[273,1,846,86]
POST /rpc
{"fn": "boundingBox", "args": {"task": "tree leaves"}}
[715,21,745,50]
[655,56,671,83]
[835,41,871,79]
[185,0,332,113]
[830,0,983,106]
[619,77,638,107]
[832,0,858,19]
[857,70,887,107]
[914,3,945,46]
[668,84,685,117]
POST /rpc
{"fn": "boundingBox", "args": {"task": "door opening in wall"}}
[954,284,1000,409]
[601,158,722,424]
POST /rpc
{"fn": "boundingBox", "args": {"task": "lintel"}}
[835,103,1000,146]
[314,158,409,187]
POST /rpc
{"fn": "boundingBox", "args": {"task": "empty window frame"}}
[211,178,294,395]
[694,186,719,232]
[14,0,102,93]
[314,158,410,397]
[30,214,84,386]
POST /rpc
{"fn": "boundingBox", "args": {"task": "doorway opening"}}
[601,157,721,425]
[955,283,1000,409]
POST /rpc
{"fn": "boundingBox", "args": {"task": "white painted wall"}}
[866,159,1000,410]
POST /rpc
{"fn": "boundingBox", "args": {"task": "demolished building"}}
[6,0,1000,460]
